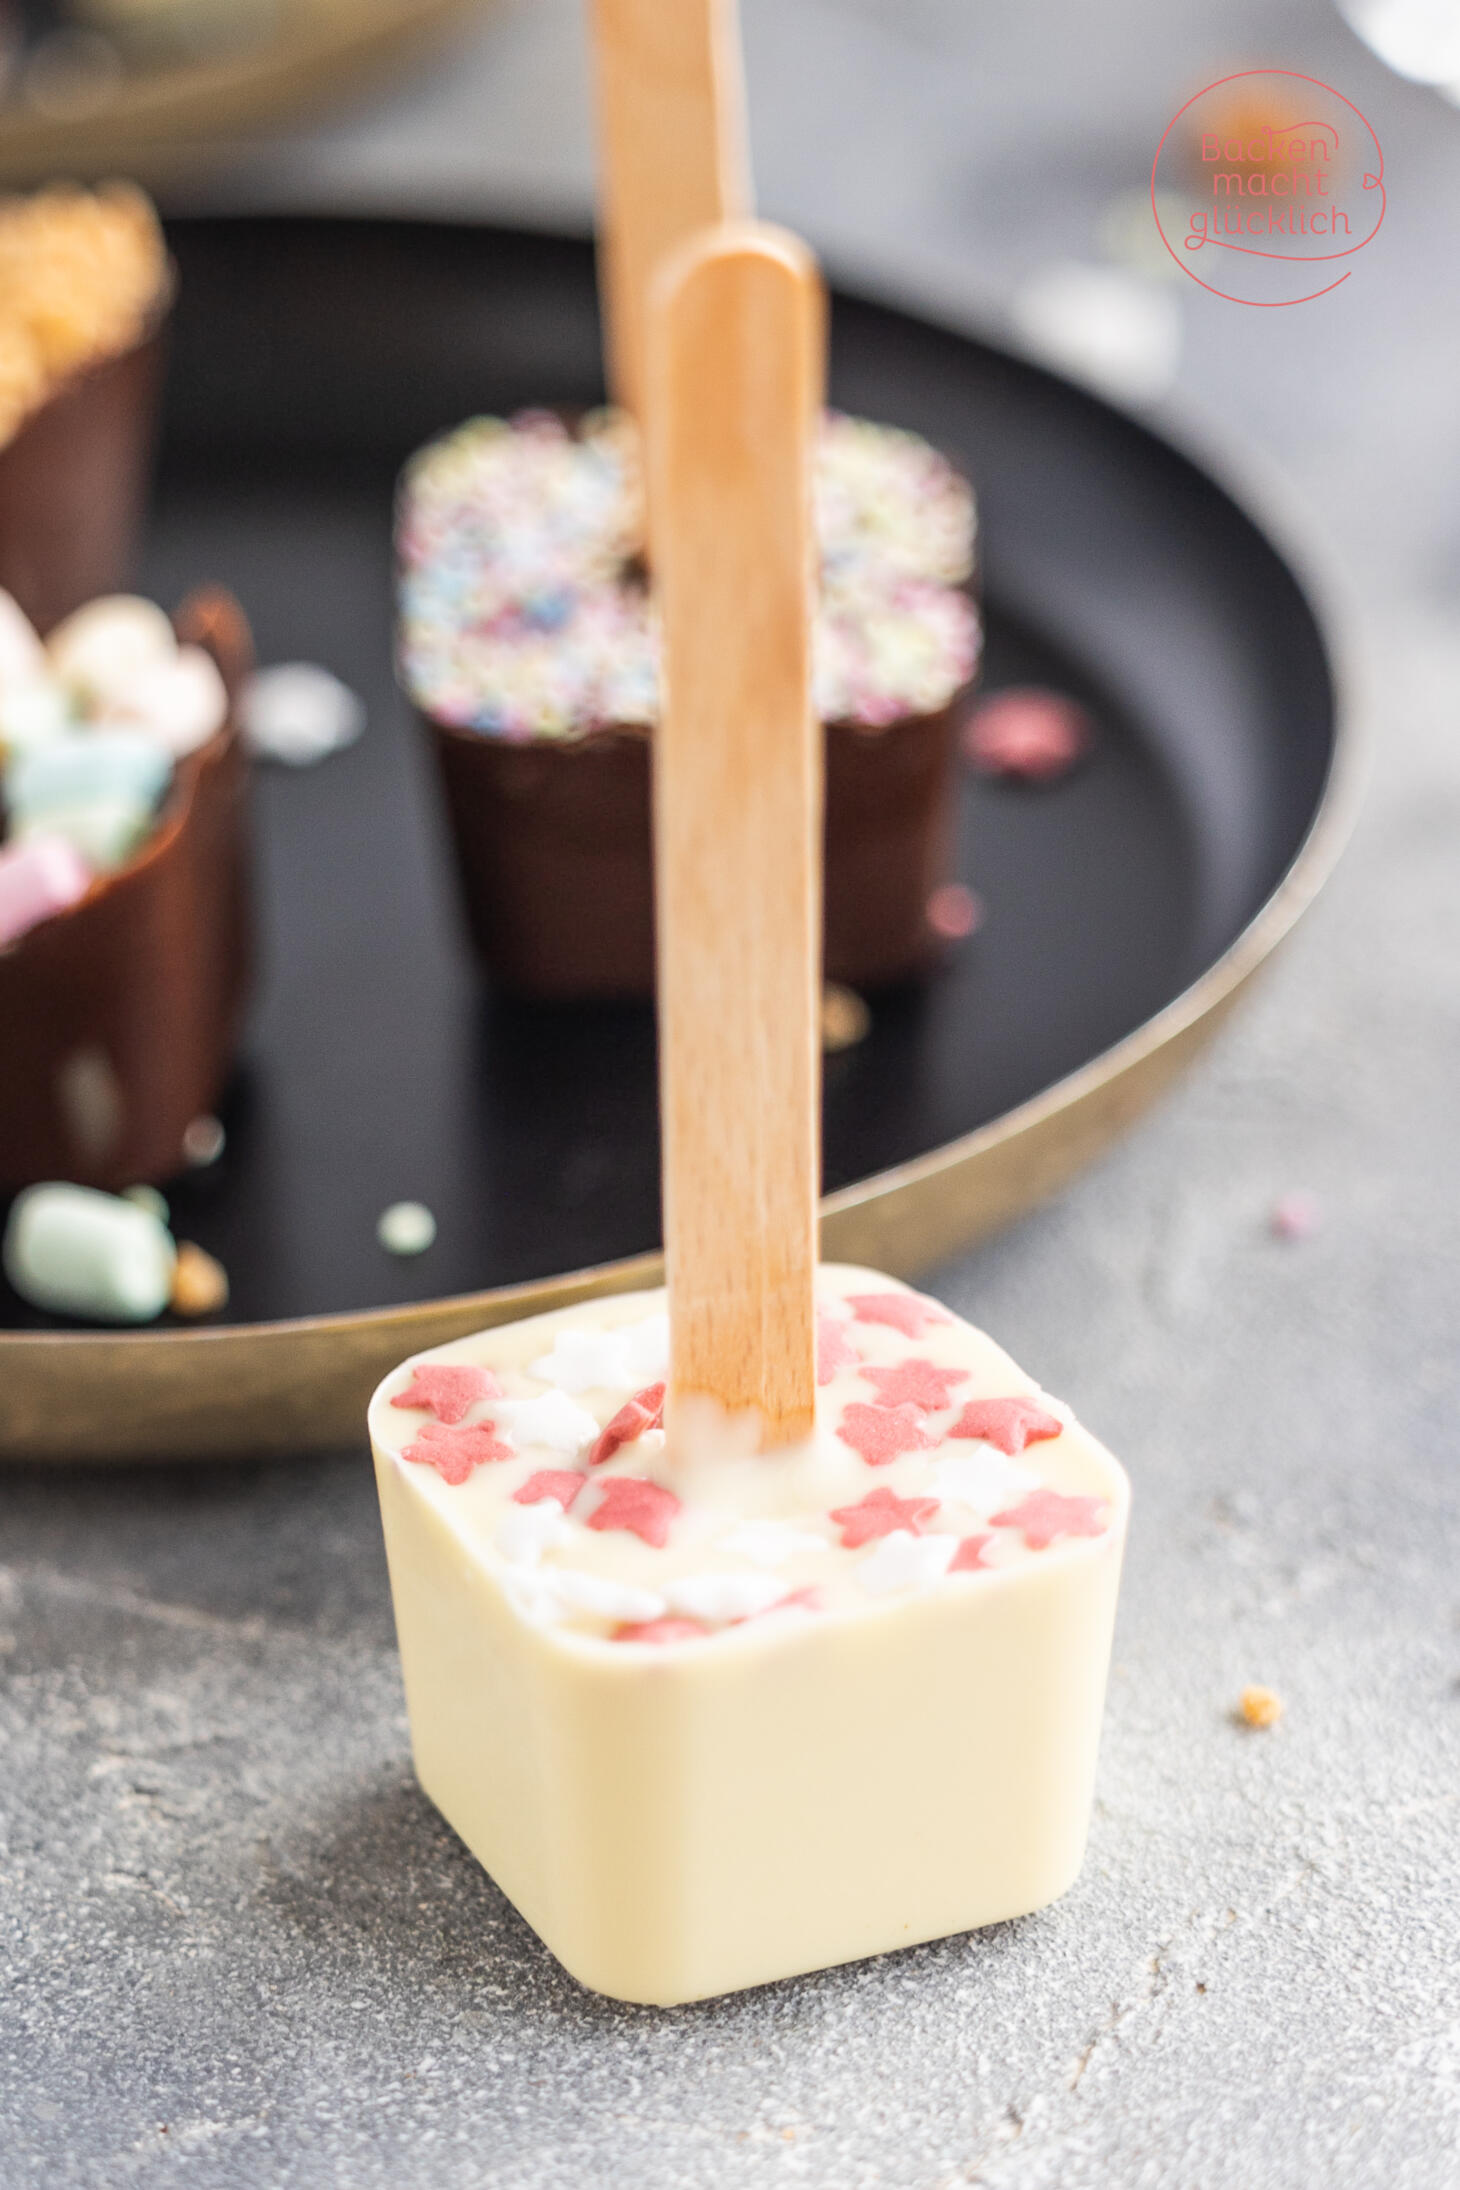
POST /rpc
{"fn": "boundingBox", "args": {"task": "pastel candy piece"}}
[368,1263,1129,2006]
[0,676,72,756]
[0,834,91,946]
[3,1183,177,1323]
[6,728,172,820]
[45,596,177,705]
[95,645,229,758]
[0,590,46,686]
[239,662,364,765]
[13,794,154,872]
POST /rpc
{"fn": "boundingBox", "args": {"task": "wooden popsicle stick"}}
[645,223,826,1447]
[588,0,751,419]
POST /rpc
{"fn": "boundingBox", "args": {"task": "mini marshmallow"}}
[46,596,176,704]
[7,728,172,820]
[855,1530,959,1597]
[0,590,44,686]
[14,795,155,873]
[96,645,228,757]
[0,834,91,946]
[3,1183,176,1323]
[0,677,71,755]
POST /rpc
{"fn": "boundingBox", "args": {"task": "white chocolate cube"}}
[369,1265,1128,2005]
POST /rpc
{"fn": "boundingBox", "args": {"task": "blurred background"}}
[4,0,1458,615]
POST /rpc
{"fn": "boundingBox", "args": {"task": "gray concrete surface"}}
[4,3,1459,2184]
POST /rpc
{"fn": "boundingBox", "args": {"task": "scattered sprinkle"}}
[990,1487,1109,1549]
[584,1474,682,1548]
[588,1381,666,1466]
[613,1617,708,1645]
[1270,1191,1322,1242]
[180,1113,225,1167]
[168,1240,228,1318]
[950,1533,995,1572]
[816,1310,860,1385]
[821,982,871,1052]
[836,1400,938,1467]
[402,1421,513,1485]
[514,1469,587,1509]
[859,1357,969,1413]
[1239,1684,1284,1729]
[828,1486,940,1549]
[846,1290,951,1339]
[494,1390,601,1456]
[856,1529,958,1596]
[963,688,1093,781]
[663,1571,786,1622]
[925,881,984,940]
[947,1395,1063,1455]
[495,1501,571,1565]
[390,1362,503,1424]
[377,1201,436,1256]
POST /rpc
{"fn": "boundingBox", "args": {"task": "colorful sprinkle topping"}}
[513,1468,588,1509]
[836,1400,939,1467]
[403,1421,513,1484]
[816,1312,860,1384]
[846,1291,951,1338]
[828,1487,940,1548]
[588,1381,666,1466]
[391,1362,503,1424]
[375,1277,1123,1646]
[397,409,979,740]
[990,1488,1110,1548]
[585,1474,682,1549]
[948,1396,1063,1455]
[860,1358,969,1413]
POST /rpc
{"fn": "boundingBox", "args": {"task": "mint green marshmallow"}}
[3,1184,177,1323]
[6,729,172,821]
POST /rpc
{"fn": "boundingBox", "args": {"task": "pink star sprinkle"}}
[828,1486,941,1548]
[513,1469,587,1509]
[963,689,1092,782]
[991,1488,1109,1549]
[836,1401,937,1467]
[390,1362,503,1424]
[949,1533,994,1572]
[402,1421,513,1485]
[846,1291,951,1339]
[860,1358,969,1413]
[586,1474,682,1548]
[747,1585,823,1620]
[947,1395,1063,1455]
[613,1617,708,1645]
[816,1312,859,1384]
[588,1381,666,1466]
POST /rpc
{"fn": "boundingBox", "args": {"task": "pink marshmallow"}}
[0,834,92,946]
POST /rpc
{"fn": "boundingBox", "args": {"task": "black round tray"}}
[0,217,1352,1460]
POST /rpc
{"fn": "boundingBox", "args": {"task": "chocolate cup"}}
[0,589,253,1192]
[0,319,167,637]
[425,698,964,1001]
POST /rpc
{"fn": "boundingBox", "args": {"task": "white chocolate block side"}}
[370,1265,1129,2005]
